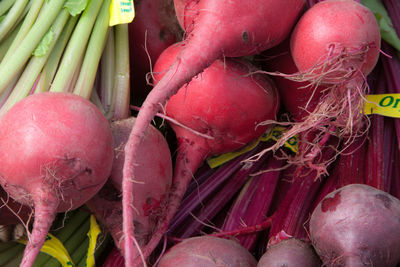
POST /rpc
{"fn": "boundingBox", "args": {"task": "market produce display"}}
[0,0,400,267]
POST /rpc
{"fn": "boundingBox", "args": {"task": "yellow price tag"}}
[207,126,299,168]
[18,233,74,267]
[86,215,102,267]
[364,94,400,118]
[109,0,135,26]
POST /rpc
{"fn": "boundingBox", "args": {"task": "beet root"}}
[0,92,114,267]
[158,236,257,267]
[257,238,321,267]
[310,183,400,267]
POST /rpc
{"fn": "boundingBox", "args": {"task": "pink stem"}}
[20,192,58,267]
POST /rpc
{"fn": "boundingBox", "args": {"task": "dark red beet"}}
[310,183,400,266]
[129,0,181,103]
[257,238,321,267]
[158,236,257,267]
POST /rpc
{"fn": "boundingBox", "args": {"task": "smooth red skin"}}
[0,92,113,267]
[124,42,279,265]
[310,184,400,266]
[0,92,113,211]
[129,0,181,102]
[263,40,324,122]
[158,236,257,267]
[290,0,381,76]
[123,0,305,264]
[154,42,279,155]
[0,186,31,225]
[173,0,305,58]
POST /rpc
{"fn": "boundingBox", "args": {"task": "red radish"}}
[124,42,280,265]
[129,0,182,104]
[257,238,321,267]
[261,39,323,122]
[122,0,305,262]
[158,236,257,267]
[310,183,400,266]
[0,92,114,267]
[88,117,173,254]
[267,0,380,168]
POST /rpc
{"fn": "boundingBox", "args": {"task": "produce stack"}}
[0,0,400,266]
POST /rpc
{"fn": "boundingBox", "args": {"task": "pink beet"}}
[0,92,113,267]
[122,1,305,263]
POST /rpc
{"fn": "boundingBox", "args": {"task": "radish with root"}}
[88,117,173,256]
[125,42,280,265]
[158,236,257,267]
[0,92,114,267]
[310,183,400,266]
[261,0,381,170]
[122,0,305,263]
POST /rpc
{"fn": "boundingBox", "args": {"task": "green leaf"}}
[362,0,400,51]
[33,28,55,57]
[64,0,88,17]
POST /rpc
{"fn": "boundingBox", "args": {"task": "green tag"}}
[86,215,101,267]
[109,0,135,26]
[18,233,74,267]
[364,94,400,118]
[207,126,299,168]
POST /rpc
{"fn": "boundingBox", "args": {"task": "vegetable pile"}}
[1,0,400,266]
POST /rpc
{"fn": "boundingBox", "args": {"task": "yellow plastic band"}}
[207,126,299,168]
[86,215,102,267]
[364,93,400,118]
[18,233,74,267]
[109,0,135,26]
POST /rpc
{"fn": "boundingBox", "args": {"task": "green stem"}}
[0,0,65,95]
[0,241,19,253]
[45,219,90,267]
[0,242,25,266]
[73,0,111,99]
[0,0,16,17]
[4,252,23,267]
[49,0,103,94]
[0,17,21,60]
[70,237,89,265]
[0,69,21,108]
[34,14,78,93]
[90,88,106,114]
[0,8,70,117]
[0,0,28,42]
[110,24,130,120]
[2,0,45,64]
[32,209,90,267]
[101,27,115,115]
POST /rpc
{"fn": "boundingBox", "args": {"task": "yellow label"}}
[86,215,102,267]
[207,126,299,168]
[18,233,74,267]
[109,0,135,26]
[364,94,400,118]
